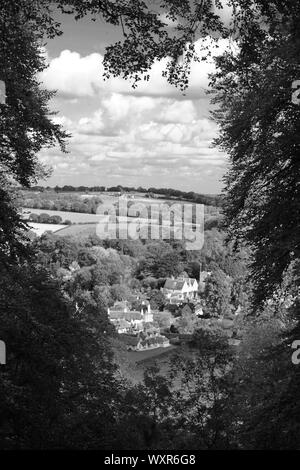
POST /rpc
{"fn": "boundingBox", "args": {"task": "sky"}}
[39,6,233,194]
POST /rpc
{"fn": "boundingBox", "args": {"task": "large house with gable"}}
[162,273,199,304]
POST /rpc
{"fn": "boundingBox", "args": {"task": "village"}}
[106,270,233,352]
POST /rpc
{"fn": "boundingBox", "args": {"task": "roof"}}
[164,279,186,290]
[110,300,129,312]
[109,310,143,321]
[181,304,193,316]
[188,278,197,285]
[194,304,203,314]
[164,277,198,291]
[114,319,131,329]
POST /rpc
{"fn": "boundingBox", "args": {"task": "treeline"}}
[21,192,102,214]
[20,190,223,217]
[28,213,72,225]
[26,185,224,207]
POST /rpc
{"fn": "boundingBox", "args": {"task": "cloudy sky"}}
[39,8,232,194]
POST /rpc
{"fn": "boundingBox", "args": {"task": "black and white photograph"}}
[0,0,299,455]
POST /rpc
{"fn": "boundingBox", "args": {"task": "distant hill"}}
[26,185,224,207]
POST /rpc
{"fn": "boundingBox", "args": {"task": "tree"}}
[149,290,165,311]
[0,0,68,261]
[0,261,120,449]
[204,266,233,318]
[223,313,300,450]
[176,308,197,334]
[49,215,63,224]
[110,283,132,302]
[211,0,300,305]
[155,311,175,330]
[116,365,173,449]
[0,177,29,265]
[169,328,233,449]
[38,213,51,224]
[29,213,39,223]
[139,242,184,279]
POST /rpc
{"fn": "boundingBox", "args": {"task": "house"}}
[112,319,131,334]
[162,274,198,303]
[180,304,194,317]
[120,328,170,351]
[194,303,204,316]
[107,300,153,333]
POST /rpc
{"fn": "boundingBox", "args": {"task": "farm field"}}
[56,223,98,237]
[22,207,204,230]
[22,207,162,224]
[27,222,67,236]
[21,194,214,240]
[22,208,102,223]
[56,222,201,241]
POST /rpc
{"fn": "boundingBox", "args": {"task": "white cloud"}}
[39,36,232,191]
[41,37,234,99]
[39,93,226,191]
[41,51,102,97]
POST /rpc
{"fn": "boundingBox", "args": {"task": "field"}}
[126,344,177,364]
[22,208,101,223]
[56,223,98,237]
[21,192,220,240]
[28,222,67,236]
[115,344,179,384]
[115,343,196,386]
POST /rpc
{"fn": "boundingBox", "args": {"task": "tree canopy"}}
[210,0,300,305]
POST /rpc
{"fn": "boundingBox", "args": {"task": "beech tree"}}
[211,0,300,305]
[0,1,68,262]
[0,262,120,449]
[204,265,233,317]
